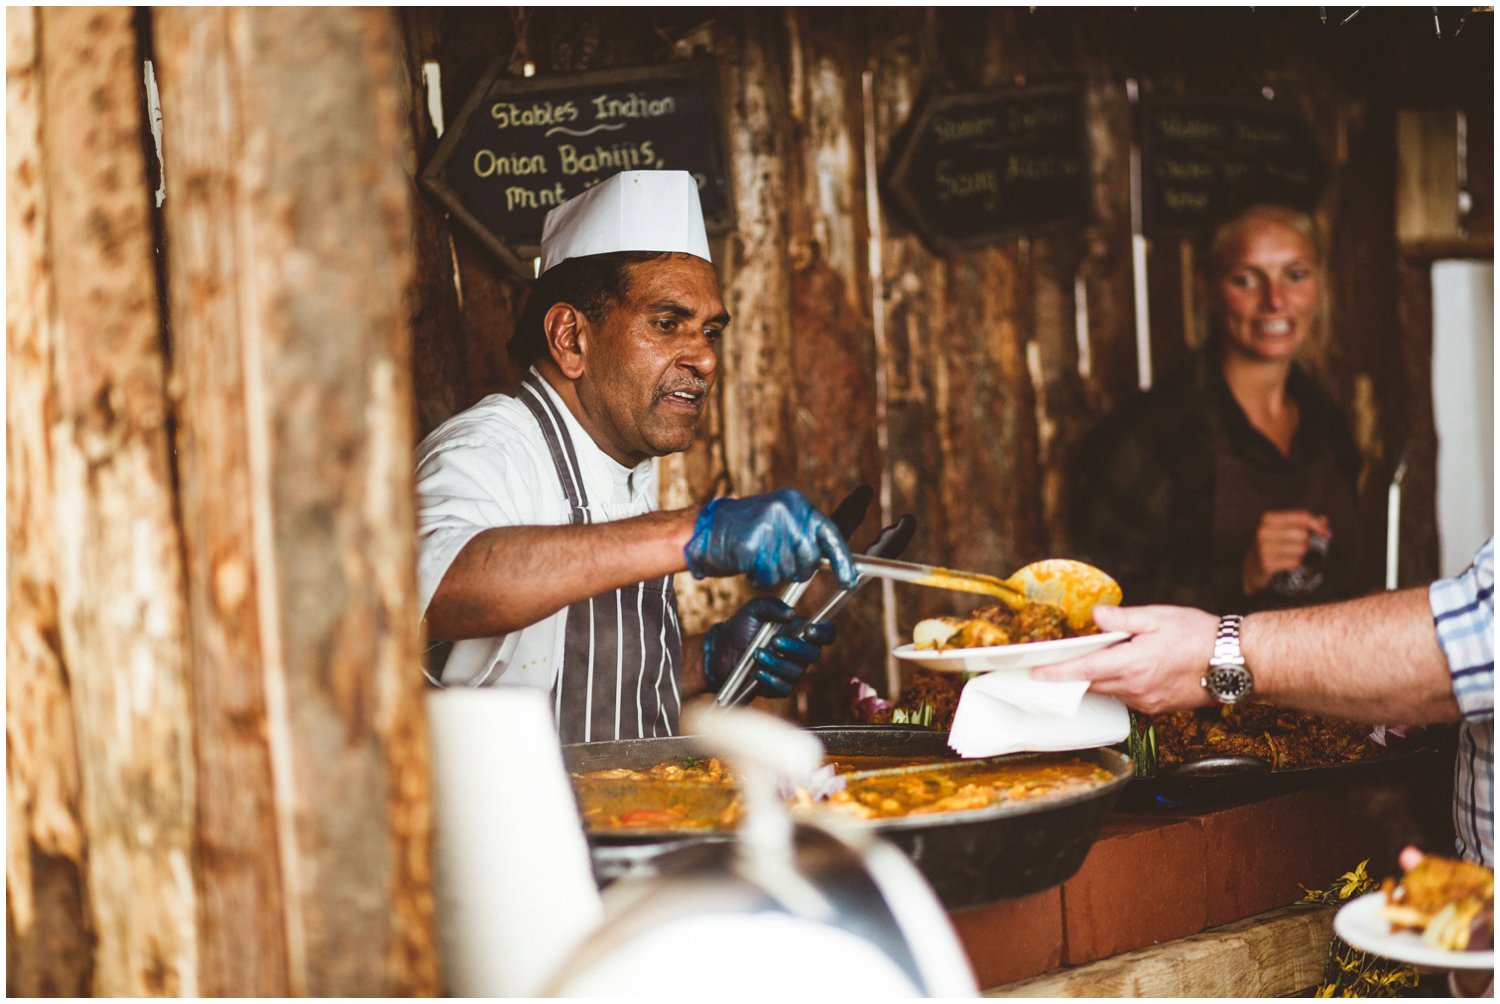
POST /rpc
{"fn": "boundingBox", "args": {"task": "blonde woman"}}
[1071,204,1363,612]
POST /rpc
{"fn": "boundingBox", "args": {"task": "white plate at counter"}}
[892,632,1129,673]
[1334,891,1495,970]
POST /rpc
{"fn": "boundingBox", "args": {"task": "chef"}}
[415,170,856,743]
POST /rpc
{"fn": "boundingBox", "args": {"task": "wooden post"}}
[151,7,438,995]
[31,6,199,995]
[717,18,799,497]
[781,9,888,717]
[5,8,94,995]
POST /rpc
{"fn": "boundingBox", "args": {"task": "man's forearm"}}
[1035,588,1465,724]
[1245,587,1463,724]
[426,508,698,640]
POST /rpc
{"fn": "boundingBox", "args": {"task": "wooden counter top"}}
[951,751,1456,993]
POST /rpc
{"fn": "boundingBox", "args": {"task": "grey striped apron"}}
[519,372,683,744]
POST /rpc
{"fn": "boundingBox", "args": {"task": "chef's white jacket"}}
[414,369,659,690]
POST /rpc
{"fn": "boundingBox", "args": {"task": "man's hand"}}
[1031,604,1220,714]
[684,488,858,589]
[703,596,836,700]
[1242,509,1330,595]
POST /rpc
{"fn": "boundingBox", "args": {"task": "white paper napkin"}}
[947,668,1130,757]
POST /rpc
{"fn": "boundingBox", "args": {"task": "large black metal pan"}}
[561,725,1132,911]
[1119,744,1451,808]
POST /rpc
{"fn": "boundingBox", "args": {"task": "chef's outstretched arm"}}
[424,487,855,641]
[426,508,696,640]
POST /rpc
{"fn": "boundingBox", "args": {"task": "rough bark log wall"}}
[8,6,438,996]
[5,9,94,995]
[33,7,199,995]
[148,9,290,992]
[151,8,437,995]
[399,9,1480,705]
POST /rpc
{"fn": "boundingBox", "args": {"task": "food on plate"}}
[1005,558,1123,631]
[1381,855,1495,952]
[570,750,1109,832]
[912,600,1094,652]
[909,557,1122,648]
[1144,703,1374,770]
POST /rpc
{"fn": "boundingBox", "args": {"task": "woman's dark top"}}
[1069,349,1363,613]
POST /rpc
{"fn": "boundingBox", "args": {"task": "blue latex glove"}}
[684,488,858,589]
[703,596,837,700]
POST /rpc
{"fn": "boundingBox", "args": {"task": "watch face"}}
[1206,663,1253,704]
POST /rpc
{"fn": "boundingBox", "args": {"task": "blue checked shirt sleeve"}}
[1430,539,1495,721]
[1429,538,1494,866]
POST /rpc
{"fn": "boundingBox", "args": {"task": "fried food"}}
[1146,704,1371,769]
[912,600,1093,652]
[1381,855,1495,952]
[1007,559,1123,632]
[912,616,977,650]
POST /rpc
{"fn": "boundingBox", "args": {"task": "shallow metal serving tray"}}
[562,725,1133,911]
[1120,745,1450,808]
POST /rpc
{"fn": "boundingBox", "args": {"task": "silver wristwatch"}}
[1201,613,1253,704]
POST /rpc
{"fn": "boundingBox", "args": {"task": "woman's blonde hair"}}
[1202,203,1323,278]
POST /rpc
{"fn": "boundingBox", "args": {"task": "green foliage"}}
[1125,712,1157,776]
[890,701,936,728]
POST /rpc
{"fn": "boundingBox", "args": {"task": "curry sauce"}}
[825,757,1113,820]
[572,752,1111,831]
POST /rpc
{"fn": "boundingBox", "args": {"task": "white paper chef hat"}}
[539,170,711,275]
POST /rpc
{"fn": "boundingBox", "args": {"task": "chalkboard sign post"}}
[1139,96,1326,234]
[421,61,733,279]
[885,86,1091,253]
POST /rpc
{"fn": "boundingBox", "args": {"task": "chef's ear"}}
[543,302,589,379]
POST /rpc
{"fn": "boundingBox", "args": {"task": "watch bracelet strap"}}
[1212,613,1245,666]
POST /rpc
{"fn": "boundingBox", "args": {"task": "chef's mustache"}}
[657,378,710,398]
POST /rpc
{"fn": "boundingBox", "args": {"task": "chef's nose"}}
[680,330,718,376]
[1260,280,1286,312]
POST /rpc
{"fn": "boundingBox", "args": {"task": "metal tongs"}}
[715,504,918,709]
[711,486,871,708]
[832,554,1029,608]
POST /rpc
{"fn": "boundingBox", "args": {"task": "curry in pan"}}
[572,752,1114,832]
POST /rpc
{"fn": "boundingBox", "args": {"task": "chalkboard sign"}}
[1139,97,1325,235]
[421,62,733,278]
[885,86,1091,252]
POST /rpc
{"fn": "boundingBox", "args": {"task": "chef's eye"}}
[1286,267,1312,282]
[1228,273,1258,290]
[703,326,723,343]
[653,317,679,332]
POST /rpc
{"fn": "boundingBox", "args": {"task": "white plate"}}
[892,631,1129,673]
[1333,890,1495,970]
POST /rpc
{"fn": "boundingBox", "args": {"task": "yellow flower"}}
[1337,859,1372,899]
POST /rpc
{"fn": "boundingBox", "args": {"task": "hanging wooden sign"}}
[421,61,733,278]
[1139,96,1326,234]
[884,85,1091,253]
